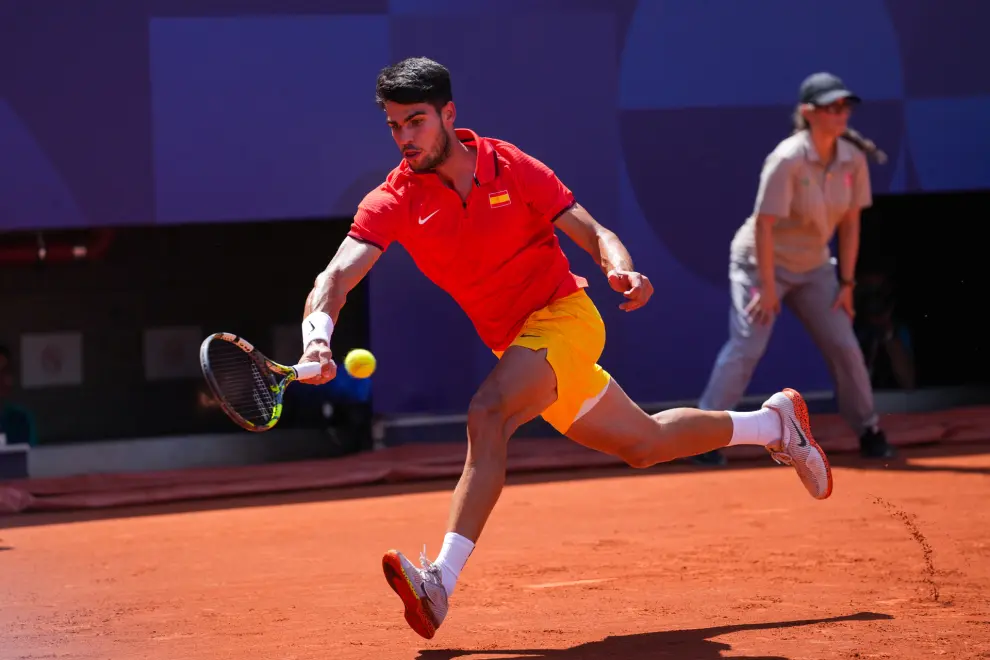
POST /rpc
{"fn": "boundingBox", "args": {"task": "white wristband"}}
[302,311,334,348]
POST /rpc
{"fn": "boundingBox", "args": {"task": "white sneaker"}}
[762,388,834,500]
[383,547,449,639]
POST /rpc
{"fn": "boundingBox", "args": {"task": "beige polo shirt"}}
[730,130,873,273]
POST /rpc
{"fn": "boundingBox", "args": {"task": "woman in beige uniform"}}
[696,72,895,465]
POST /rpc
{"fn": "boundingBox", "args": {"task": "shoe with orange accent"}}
[382,547,449,639]
[762,388,833,500]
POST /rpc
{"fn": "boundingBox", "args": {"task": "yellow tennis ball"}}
[344,348,376,379]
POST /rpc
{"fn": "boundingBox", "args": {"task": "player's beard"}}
[410,129,452,172]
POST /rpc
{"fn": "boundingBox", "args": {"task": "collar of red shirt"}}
[397,127,498,186]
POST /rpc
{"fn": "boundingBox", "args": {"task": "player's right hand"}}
[299,340,337,384]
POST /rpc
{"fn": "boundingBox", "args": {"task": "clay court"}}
[2,427,989,660]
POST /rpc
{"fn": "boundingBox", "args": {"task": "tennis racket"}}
[199,332,323,432]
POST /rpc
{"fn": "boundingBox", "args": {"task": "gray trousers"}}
[699,261,879,435]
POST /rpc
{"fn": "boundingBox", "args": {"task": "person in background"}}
[693,73,896,466]
[0,345,38,447]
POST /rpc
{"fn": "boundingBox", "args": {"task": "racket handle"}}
[293,361,323,380]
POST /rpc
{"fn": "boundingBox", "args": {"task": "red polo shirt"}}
[348,128,587,351]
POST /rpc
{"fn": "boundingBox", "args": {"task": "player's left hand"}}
[607,269,653,312]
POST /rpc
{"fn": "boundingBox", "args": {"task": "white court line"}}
[743,508,792,515]
[524,578,615,590]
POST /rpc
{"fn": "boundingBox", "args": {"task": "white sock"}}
[433,532,475,597]
[727,409,782,447]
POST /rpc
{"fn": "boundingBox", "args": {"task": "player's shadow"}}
[0,546,12,552]
[415,611,892,660]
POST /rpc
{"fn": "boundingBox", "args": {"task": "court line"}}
[524,578,616,590]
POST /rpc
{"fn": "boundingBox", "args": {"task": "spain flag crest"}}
[489,190,511,208]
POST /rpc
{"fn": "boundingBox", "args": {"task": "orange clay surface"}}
[2,444,989,660]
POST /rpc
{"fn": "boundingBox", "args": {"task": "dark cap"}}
[799,72,861,106]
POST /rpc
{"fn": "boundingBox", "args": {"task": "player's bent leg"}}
[565,377,732,466]
[383,345,557,639]
[565,379,833,500]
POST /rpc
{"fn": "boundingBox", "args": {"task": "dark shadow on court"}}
[414,612,893,660]
[0,467,635,529]
[3,442,988,530]
[0,546,13,551]
[2,457,802,529]
[825,441,990,476]
[836,460,990,477]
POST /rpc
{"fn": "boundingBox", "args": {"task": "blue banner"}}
[2,0,986,413]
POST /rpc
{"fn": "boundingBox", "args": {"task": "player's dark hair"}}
[791,105,887,164]
[375,57,453,113]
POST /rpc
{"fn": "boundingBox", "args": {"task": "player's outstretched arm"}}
[298,236,382,383]
[305,236,381,323]
[555,204,654,311]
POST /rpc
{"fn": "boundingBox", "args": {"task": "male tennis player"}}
[297,57,832,640]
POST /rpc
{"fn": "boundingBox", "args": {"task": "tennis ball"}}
[344,348,376,379]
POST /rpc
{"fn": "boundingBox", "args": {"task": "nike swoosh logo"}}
[418,209,439,225]
[791,419,808,447]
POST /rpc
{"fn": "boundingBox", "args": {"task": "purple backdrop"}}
[2,0,988,415]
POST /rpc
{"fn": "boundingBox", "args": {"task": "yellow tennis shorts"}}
[493,289,611,434]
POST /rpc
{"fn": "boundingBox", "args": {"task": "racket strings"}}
[206,342,279,425]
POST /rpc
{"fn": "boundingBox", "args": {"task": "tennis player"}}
[297,57,833,639]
